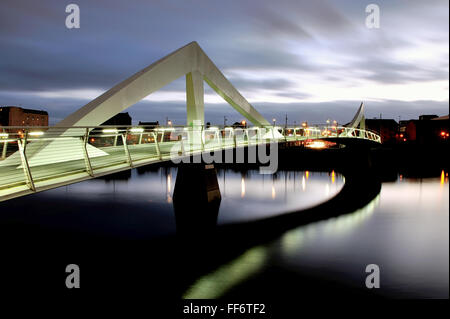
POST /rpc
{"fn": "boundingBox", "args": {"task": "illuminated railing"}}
[282,125,381,143]
[0,124,380,201]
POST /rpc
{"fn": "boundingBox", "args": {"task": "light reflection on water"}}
[2,167,447,298]
[185,174,448,299]
[217,169,343,223]
[272,175,449,298]
[40,168,344,225]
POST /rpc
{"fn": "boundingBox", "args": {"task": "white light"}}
[129,128,144,133]
[0,133,8,138]
[102,129,118,134]
[29,131,44,136]
[306,141,326,149]
[155,127,175,131]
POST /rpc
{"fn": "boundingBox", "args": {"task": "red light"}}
[403,138,407,142]
[399,134,404,138]
[440,131,446,136]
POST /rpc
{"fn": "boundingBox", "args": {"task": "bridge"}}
[0,42,380,201]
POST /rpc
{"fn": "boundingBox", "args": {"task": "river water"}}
[0,167,447,298]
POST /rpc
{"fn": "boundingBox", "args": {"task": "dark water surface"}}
[0,167,447,299]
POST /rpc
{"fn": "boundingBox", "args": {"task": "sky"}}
[0,0,448,125]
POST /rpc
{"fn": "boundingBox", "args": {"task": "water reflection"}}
[184,174,448,299]
[441,169,449,186]
[281,194,381,257]
[0,168,344,240]
[183,246,268,299]
[216,170,344,223]
[272,175,448,298]
[0,166,447,298]
[166,173,173,203]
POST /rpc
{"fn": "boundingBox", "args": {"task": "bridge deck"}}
[0,125,380,201]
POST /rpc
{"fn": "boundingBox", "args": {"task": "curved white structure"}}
[57,41,270,128]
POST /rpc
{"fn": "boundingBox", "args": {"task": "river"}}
[0,166,447,298]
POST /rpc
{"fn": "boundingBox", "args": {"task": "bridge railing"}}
[0,124,380,198]
[282,125,381,143]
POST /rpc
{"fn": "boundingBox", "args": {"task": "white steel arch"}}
[56,41,270,128]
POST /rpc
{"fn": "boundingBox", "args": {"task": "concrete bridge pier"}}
[173,164,221,236]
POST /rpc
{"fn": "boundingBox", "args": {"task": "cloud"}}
[0,0,448,125]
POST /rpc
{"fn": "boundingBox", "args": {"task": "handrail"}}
[0,124,380,201]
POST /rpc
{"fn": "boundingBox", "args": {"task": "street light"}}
[272,118,276,126]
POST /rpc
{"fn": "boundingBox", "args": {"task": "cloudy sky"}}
[0,0,448,125]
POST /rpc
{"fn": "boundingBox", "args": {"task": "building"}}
[101,112,132,126]
[0,106,48,129]
[365,119,399,144]
[419,114,438,121]
[402,114,449,144]
[138,121,159,127]
[232,121,247,128]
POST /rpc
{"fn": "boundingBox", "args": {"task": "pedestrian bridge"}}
[0,124,379,201]
[0,42,380,201]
